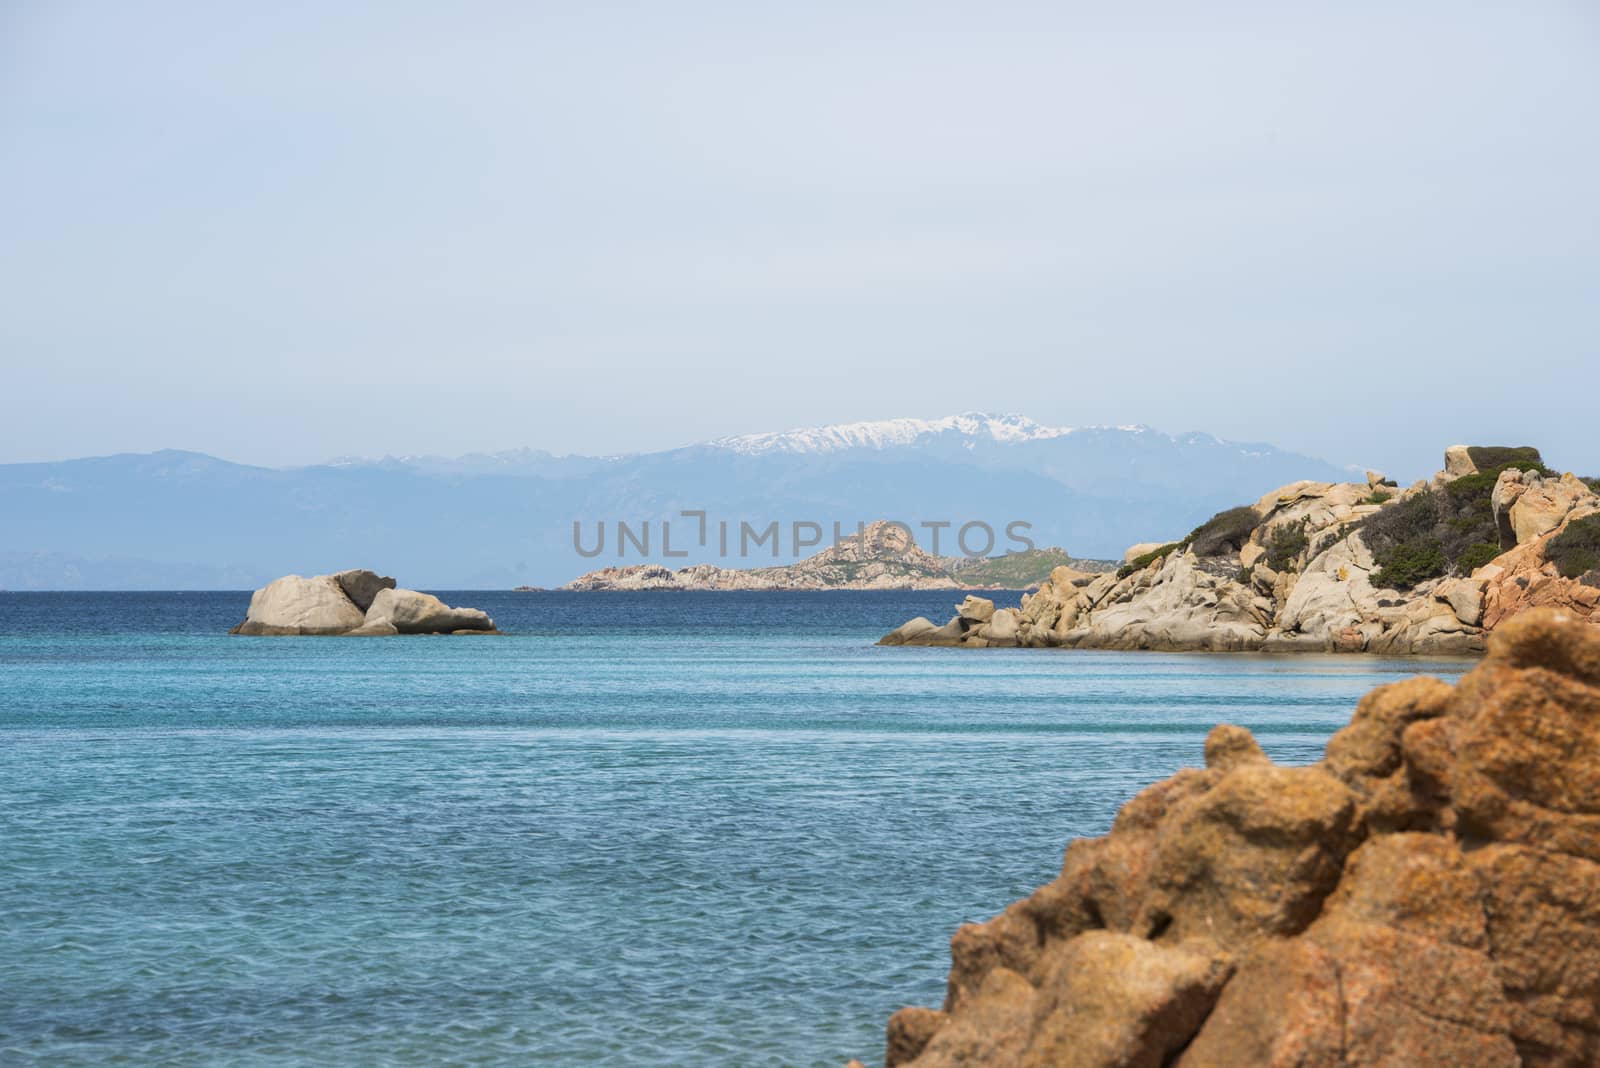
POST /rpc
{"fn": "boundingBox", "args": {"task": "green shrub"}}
[1182,506,1259,557]
[1362,492,1439,548]
[1363,489,1393,505]
[1265,520,1310,572]
[1467,445,1543,470]
[1311,524,1352,560]
[953,547,1082,587]
[1455,542,1501,575]
[1116,542,1180,579]
[1547,514,1600,579]
[1372,538,1448,590]
[1354,450,1564,590]
[1238,564,1254,585]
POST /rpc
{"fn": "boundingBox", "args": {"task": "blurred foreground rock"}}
[858,608,1600,1067]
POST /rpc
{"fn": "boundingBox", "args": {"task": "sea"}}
[0,591,1473,1066]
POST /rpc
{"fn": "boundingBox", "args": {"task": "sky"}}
[2,1,1597,482]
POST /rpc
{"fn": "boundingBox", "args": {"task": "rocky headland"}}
[882,446,1600,655]
[229,569,498,635]
[563,521,1115,592]
[850,607,1600,1068]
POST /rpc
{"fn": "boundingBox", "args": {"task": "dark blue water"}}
[0,592,1469,1066]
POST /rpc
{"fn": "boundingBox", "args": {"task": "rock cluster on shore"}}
[229,570,497,635]
[882,446,1600,655]
[850,607,1600,1068]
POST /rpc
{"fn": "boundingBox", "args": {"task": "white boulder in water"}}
[231,569,497,636]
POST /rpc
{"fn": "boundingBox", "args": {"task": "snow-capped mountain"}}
[706,412,1093,455]
[0,416,1353,588]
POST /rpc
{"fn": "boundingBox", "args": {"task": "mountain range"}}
[0,414,1353,589]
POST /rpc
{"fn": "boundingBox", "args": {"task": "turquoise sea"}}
[0,591,1471,1066]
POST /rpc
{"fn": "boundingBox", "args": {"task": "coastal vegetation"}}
[883,444,1600,655]
[1359,447,1551,590]
[1547,512,1600,579]
[1116,542,1181,579]
[949,547,1114,588]
[1265,518,1310,572]
[1114,505,1261,578]
[1183,505,1259,557]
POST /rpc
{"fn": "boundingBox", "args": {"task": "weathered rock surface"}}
[858,609,1600,1067]
[364,587,495,634]
[883,448,1600,655]
[1482,537,1600,632]
[230,571,496,636]
[1443,443,1479,478]
[232,574,367,636]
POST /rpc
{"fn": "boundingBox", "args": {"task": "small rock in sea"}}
[229,569,498,636]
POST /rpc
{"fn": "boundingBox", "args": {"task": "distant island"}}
[883,445,1600,655]
[561,520,1117,591]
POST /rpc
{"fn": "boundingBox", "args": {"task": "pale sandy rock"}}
[1436,576,1487,627]
[1277,532,1379,642]
[1048,564,1099,589]
[1063,551,1269,652]
[365,587,496,634]
[983,608,1021,644]
[958,595,996,623]
[881,617,939,645]
[1510,471,1595,545]
[1368,596,1483,656]
[1491,468,1529,548]
[231,572,494,637]
[235,574,365,636]
[1253,480,1333,514]
[1443,444,1477,478]
[1255,481,1367,537]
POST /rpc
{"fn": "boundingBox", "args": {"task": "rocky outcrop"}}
[1494,469,1598,547]
[230,570,497,636]
[564,521,1115,591]
[1482,540,1600,632]
[232,573,368,636]
[883,449,1600,655]
[333,568,395,612]
[858,608,1600,1067]
[364,587,496,634]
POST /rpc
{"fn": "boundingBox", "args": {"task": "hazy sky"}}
[3,2,1596,481]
